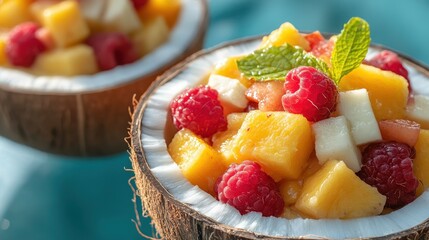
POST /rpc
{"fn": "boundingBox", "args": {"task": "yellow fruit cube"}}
[33,44,98,76]
[0,0,33,28]
[339,64,409,121]
[42,1,89,47]
[413,129,429,196]
[260,22,310,51]
[168,129,226,196]
[132,16,169,57]
[212,56,251,88]
[138,0,181,29]
[30,0,58,24]
[279,180,302,206]
[230,110,314,181]
[0,38,7,66]
[295,160,386,219]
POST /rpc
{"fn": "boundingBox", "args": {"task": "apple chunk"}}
[379,119,420,146]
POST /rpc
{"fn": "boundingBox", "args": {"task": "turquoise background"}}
[0,1,428,239]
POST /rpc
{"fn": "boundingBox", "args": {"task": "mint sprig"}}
[237,44,330,81]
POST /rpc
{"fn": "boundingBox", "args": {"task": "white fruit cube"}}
[338,89,382,145]
[102,0,142,34]
[406,95,429,129]
[208,74,249,109]
[78,0,105,28]
[312,116,362,172]
[132,16,169,57]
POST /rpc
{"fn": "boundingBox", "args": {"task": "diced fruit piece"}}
[406,95,429,129]
[215,161,284,217]
[279,179,302,206]
[131,0,149,9]
[358,142,418,208]
[295,160,386,219]
[131,16,169,57]
[230,110,314,180]
[282,66,338,122]
[42,0,90,47]
[6,22,46,67]
[338,89,382,145]
[379,119,420,146]
[312,116,362,172]
[33,44,98,76]
[102,0,142,34]
[138,0,181,29]
[339,64,409,121]
[0,38,7,66]
[35,27,55,49]
[413,129,429,196]
[207,74,248,114]
[211,56,251,87]
[245,81,284,111]
[30,0,58,24]
[86,32,139,71]
[310,36,336,63]
[77,0,105,30]
[168,129,226,196]
[260,22,310,51]
[0,0,33,28]
[304,31,325,50]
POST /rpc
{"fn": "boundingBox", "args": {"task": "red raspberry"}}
[282,66,338,122]
[131,0,149,9]
[86,32,139,71]
[170,86,227,138]
[358,142,418,208]
[6,22,46,67]
[215,161,284,217]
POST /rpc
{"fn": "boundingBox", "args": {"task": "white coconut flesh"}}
[139,38,429,239]
[0,0,204,93]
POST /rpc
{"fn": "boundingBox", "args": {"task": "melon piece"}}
[406,95,429,129]
[42,0,90,47]
[102,0,142,34]
[168,128,226,196]
[338,89,382,145]
[295,159,386,219]
[132,16,169,57]
[207,74,248,114]
[379,119,420,146]
[77,0,105,30]
[230,110,314,180]
[0,0,33,28]
[260,22,310,51]
[211,56,251,88]
[33,44,98,76]
[138,0,181,29]
[413,129,429,196]
[339,64,409,121]
[245,81,285,111]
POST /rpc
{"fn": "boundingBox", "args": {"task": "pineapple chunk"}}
[260,22,310,51]
[406,95,429,129]
[168,129,226,195]
[33,44,98,76]
[0,0,33,28]
[102,0,142,34]
[230,110,314,181]
[295,160,386,219]
[30,0,57,24]
[42,1,90,47]
[339,64,409,121]
[138,0,181,29]
[0,38,7,66]
[131,16,169,57]
[413,129,429,196]
[279,179,302,206]
[211,56,251,88]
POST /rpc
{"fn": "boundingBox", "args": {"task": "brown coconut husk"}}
[0,0,208,156]
[129,37,429,239]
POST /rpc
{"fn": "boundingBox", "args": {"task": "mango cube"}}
[295,160,386,219]
[138,0,181,29]
[42,1,89,47]
[260,22,310,51]
[413,129,429,196]
[132,16,169,57]
[0,38,7,66]
[30,0,58,24]
[0,0,33,28]
[168,129,226,196]
[211,56,251,88]
[33,44,98,76]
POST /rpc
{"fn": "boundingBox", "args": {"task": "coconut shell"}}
[0,0,208,156]
[130,37,429,239]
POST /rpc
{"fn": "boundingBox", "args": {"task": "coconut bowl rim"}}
[131,35,429,239]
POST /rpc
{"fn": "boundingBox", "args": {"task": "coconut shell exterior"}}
[0,1,208,156]
[130,37,429,239]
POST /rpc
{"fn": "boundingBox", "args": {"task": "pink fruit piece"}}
[282,66,338,122]
[86,32,139,71]
[358,141,419,208]
[245,81,285,111]
[6,22,46,67]
[35,27,55,49]
[304,31,325,50]
[215,161,284,217]
[379,119,420,147]
[170,86,227,138]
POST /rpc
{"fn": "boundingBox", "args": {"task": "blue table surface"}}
[1,1,429,239]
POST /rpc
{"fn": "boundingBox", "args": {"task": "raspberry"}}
[358,142,419,208]
[170,86,227,138]
[215,161,284,217]
[131,0,149,9]
[86,32,139,71]
[6,22,46,67]
[282,66,338,122]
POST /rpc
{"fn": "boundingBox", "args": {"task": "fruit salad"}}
[0,0,180,76]
[167,17,429,220]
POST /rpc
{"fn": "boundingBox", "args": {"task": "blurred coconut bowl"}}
[0,0,208,156]
[129,36,429,239]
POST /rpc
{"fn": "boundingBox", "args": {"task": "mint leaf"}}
[237,44,330,81]
[330,17,370,83]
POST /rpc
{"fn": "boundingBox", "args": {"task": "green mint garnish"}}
[330,17,370,83]
[237,44,330,81]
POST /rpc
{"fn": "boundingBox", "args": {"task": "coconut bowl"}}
[129,36,429,239]
[0,0,208,156]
